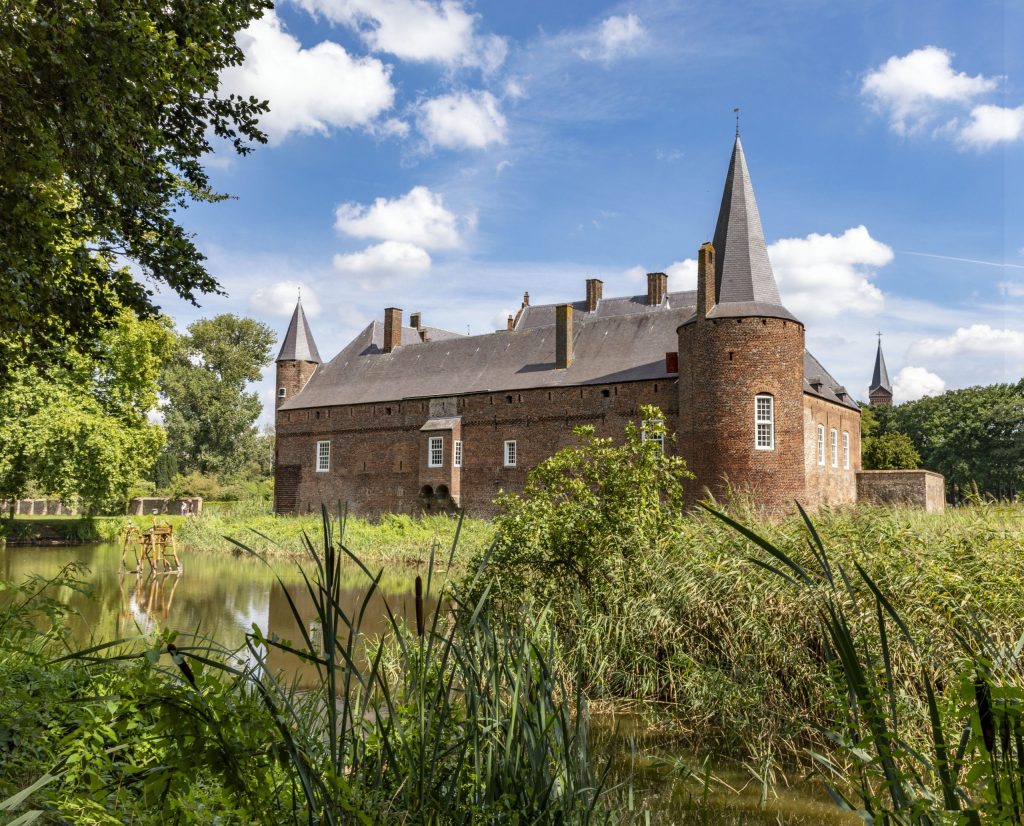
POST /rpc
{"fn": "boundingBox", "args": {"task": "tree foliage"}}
[0,311,175,511]
[876,381,1024,499]
[0,0,271,369]
[863,431,921,470]
[476,407,693,607]
[161,314,275,478]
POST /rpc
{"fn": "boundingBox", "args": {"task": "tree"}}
[474,408,693,607]
[863,432,921,470]
[0,0,270,371]
[880,382,1024,499]
[0,310,175,512]
[160,314,275,477]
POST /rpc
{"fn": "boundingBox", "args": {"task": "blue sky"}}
[155,0,1024,424]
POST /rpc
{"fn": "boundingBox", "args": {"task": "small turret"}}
[275,300,321,410]
[868,337,893,406]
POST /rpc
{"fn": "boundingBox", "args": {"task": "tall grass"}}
[4,507,621,824]
[706,501,1024,824]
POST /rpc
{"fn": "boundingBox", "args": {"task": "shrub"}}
[864,431,921,470]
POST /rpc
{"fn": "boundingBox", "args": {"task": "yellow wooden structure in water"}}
[119,520,182,573]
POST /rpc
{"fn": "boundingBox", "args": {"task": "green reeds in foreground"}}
[4,506,620,824]
[705,501,1024,825]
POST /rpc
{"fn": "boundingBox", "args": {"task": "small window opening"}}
[385,407,392,415]
[729,352,734,361]
[278,387,286,398]
[506,395,513,404]
[601,388,610,398]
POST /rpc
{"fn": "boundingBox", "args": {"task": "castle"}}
[273,135,865,517]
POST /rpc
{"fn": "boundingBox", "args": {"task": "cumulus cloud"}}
[577,14,646,62]
[861,46,998,135]
[417,90,507,150]
[335,186,466,249]
[893,366,946,403]
[910,324,1024,358]
[220,9,395,143]
[767,226,893,318]
[958,104,1024,149]
[249,281,322,317]
[292,0,506,71]
[332,241,431,290]
[666,259,697,290]
[999,281,1024,298]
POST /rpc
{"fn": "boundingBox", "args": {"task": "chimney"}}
[523,291,530,306]
[383,307,402,354]
[507,314,515,331]
[647,272,668,306]
[410,312,421,330]
[585,278,603,312]
[696,243,715,318]
[555,304,573,369]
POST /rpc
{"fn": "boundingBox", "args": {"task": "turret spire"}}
[868,335,893,406]
[710,135,787,311]
[277,299,322,364]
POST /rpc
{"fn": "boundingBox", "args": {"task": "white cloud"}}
[332,241,432,290]
[767,226,893,318]
[958,104,1024,149]
[893,366,946,403]
[666,259,697,290]
[249,281,322,317]
[861,46,998,135]
[504,78,527,100]
[335,186,466,249]
[910,324,1024,358]
[495,159,513,175]
[292,0,506,71]
[999,281,1024,298]
[220,10,396,144]
[417,90,507,150]
[577,14,646,62]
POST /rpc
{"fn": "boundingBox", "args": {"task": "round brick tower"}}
[677,136,806,510]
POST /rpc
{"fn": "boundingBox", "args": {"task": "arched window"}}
[754,394,774,450]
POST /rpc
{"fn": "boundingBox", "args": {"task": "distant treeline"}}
[871,379,1024,501]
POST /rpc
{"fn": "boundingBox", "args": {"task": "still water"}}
[1,543,856,825]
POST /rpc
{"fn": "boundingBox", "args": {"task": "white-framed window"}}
[315,440,330,473]
[842,431,850,470]
[453,440,463,468]
[504,440,517,467]
[428,436,443,468]
[278,387,287,398]
[641,418,666,453]
[830,428,839,468]
[754,394,774,451]
[816,425,825,466]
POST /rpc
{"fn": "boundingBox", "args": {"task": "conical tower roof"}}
[277,300,321,363]
[869,339,891,394]
[710,136,793,317]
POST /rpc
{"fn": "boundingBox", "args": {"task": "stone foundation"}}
[856,470,945,512]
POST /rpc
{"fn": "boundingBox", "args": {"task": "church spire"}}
[277,299,321,364]
[869,335,893,406]
[711,135,788,312]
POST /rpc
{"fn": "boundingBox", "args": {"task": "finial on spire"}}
[297,284,302,302]
[733,107,740,137]
[876,330,883,342]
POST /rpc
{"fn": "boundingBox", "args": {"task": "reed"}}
[2,506,621,824]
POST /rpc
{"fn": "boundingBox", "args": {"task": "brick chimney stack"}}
[507,314,515,330]
[647,272,668,306]
[585,278,603,312]
[410,312,421,330]
[696,243,715,318]
[383,307,402,354]
[555,304,573,369]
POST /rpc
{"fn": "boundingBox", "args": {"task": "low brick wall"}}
[0,499,78,515]
[856,470,945,512]
[129,497,203,516]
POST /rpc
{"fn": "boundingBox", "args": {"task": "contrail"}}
[899,251,1024,270]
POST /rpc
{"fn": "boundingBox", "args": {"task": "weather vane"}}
[734,107,740,137]
[298,284,302,302]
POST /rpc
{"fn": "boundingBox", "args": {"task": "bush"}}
[864,431,920,470]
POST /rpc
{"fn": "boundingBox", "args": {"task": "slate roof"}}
[710,136,794,318]
[869,340,892,394]
[280,293,859,412]
[276,301,322,364]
